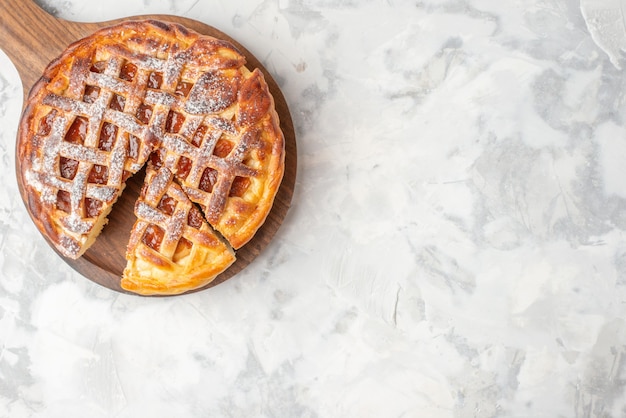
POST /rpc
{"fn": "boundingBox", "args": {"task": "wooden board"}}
[2,0,296,295]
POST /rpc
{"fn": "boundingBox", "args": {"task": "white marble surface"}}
[2,0,626,416]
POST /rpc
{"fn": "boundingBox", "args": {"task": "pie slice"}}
[150,66,285,249]
[122,165,235,295]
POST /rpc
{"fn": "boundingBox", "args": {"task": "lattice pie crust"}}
[17,20,285,295]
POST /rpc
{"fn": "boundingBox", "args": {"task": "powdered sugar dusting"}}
[86,186,117,203]
[162,134,195,157]
[24,170,44,194]
[69,170,88,215]
[135,201,166,225]
[145,90,177,107]
[62,213,94,235]
[205,116,237,135]
[164,208,186,250]
[163,54,185,91]
[89,71,128,94]
[41,115,67,175]
[42,94,89,115]
[58,235,80,257]
[59,142,107,166]
[184,71,237,115]
[108,131,129,185]
[106,111,146,138]
[144,166,172,204]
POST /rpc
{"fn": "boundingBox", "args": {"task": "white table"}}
[1,0,626,416]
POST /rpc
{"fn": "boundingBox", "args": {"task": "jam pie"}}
[17,20,285,294]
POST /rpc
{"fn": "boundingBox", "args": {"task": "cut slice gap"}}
[79,166,146,272]
[78,182,129,259]
[169,173,235,252]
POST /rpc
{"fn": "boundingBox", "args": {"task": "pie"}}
[16,19,285,295]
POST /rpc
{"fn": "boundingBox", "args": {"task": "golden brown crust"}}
[17,19,285,292]
[151,66,285,249]
[122,166,235,296]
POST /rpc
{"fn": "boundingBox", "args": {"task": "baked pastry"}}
[122,165,235,295]
[17,19,285,294]
[148,64,285,249]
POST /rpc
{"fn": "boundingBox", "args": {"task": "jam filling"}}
[83,86,100,103]
[136,104,153,124]
[142,224,165,251]
[191,125,207,147]
[175,81,193,97]
[119,62,137,82]
[176,156,192,180]
[98,122,118,151]
[149,149,164,169]
[59,156,79,180]
[109,94,125,111]
[187,207,204,229]
[157,194,177,216]
[56,190,71,213]
[173,237,193,262]
[213,139,233,158]
[65,116,88,144]
[229,176,251,198]
[38,111,56,135]
[90,61,106,73]
[128,134,140,160]
[148,72,163,89]
[85,198,102,218]
[165,110,185,133]
[88,164,109,185]
[199,168,218,193]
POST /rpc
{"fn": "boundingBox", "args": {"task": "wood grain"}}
[3,0,297,295]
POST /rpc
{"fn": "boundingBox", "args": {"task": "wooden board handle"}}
[0,0,103,95]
